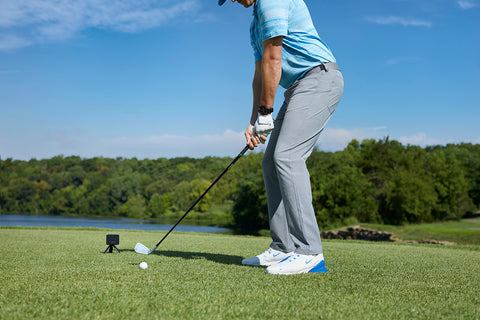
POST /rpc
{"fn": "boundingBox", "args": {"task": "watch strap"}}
[258,105,273,115]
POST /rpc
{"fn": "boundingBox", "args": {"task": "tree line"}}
[1,138,479,233]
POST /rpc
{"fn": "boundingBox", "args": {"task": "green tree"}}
[230,152,267,234]
[51,190,69,215]
[87,185,112,216]
[1,139,478,226]
[427,150,473,220]
[147,193,171,218]
[381,168,437,224]
[231,180,268,234]
[171,179,212,213]
[33,180,52,215]
[119,194,147,219]
[441,143,480,209]
[313,163,379,227]
[6,178,36,214]
[109,172,141,207]
[68,165,86,187]
[188,179,212,213]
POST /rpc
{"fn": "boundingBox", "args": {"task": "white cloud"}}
[316,127,387,151]
[397,132,454,147]
[0,0,201,50]
[0,127,372,160]
[46,133,79,149]
[0,129,248,160]
[98,129,250,159]
[366,16,432,27]
[97,127,394,157]
[87,130,478,158]
[2,128,475,161]
[317,129,463,151]
[0,34,32,51]
[458,1,477,9]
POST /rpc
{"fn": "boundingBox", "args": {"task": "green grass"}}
[1,227,479,320]
[362,216,480,245]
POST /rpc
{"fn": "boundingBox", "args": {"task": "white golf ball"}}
[139,262,148,269]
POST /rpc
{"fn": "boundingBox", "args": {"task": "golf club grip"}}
[152,145,250,250]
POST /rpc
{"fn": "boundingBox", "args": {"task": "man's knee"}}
[271,150,300,171]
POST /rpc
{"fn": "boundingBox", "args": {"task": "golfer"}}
[220,0,343,274]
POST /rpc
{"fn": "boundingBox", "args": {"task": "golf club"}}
[135,145,250,255]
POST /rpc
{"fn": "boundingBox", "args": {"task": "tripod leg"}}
[114,245,120,253]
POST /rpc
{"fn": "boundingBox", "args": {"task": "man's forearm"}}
[250,36,283,125]
[261,57,281,108]
[261,36,283,109]
[251,60,263,125]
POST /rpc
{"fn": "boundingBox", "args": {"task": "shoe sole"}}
[242,260,282,267]
[266,260,328,275]
[308,260,328,273]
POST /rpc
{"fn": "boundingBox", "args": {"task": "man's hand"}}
[245,124,264,150]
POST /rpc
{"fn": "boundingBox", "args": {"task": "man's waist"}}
[306,62,340,76]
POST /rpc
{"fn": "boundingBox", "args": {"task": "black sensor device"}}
[104,234,120,253]
[106,234,119,245]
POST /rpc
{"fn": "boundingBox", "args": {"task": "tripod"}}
[104,244,120,253]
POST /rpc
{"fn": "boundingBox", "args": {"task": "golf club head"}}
[135,243,151,255]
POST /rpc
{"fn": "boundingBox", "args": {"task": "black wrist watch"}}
[258,105,273,116]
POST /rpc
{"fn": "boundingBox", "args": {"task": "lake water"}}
[0,214,230,234]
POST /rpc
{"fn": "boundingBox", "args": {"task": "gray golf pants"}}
[263,65,344,255]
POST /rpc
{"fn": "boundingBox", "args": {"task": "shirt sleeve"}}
[257,0,289,41]
[250,26,263,61]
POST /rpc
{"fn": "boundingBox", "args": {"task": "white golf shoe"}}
[266,253,327,275]
[242,248,293,267]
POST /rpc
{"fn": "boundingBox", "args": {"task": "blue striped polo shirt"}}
[250,0,336,88]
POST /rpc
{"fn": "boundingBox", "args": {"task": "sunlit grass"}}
[363,216,480,245]
[1,227,479,319]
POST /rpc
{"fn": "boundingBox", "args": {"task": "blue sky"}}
[0,0,479,160]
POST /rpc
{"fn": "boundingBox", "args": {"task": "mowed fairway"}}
[1,228,479,320]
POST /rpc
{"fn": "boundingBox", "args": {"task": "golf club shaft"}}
[150,145,250,252]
